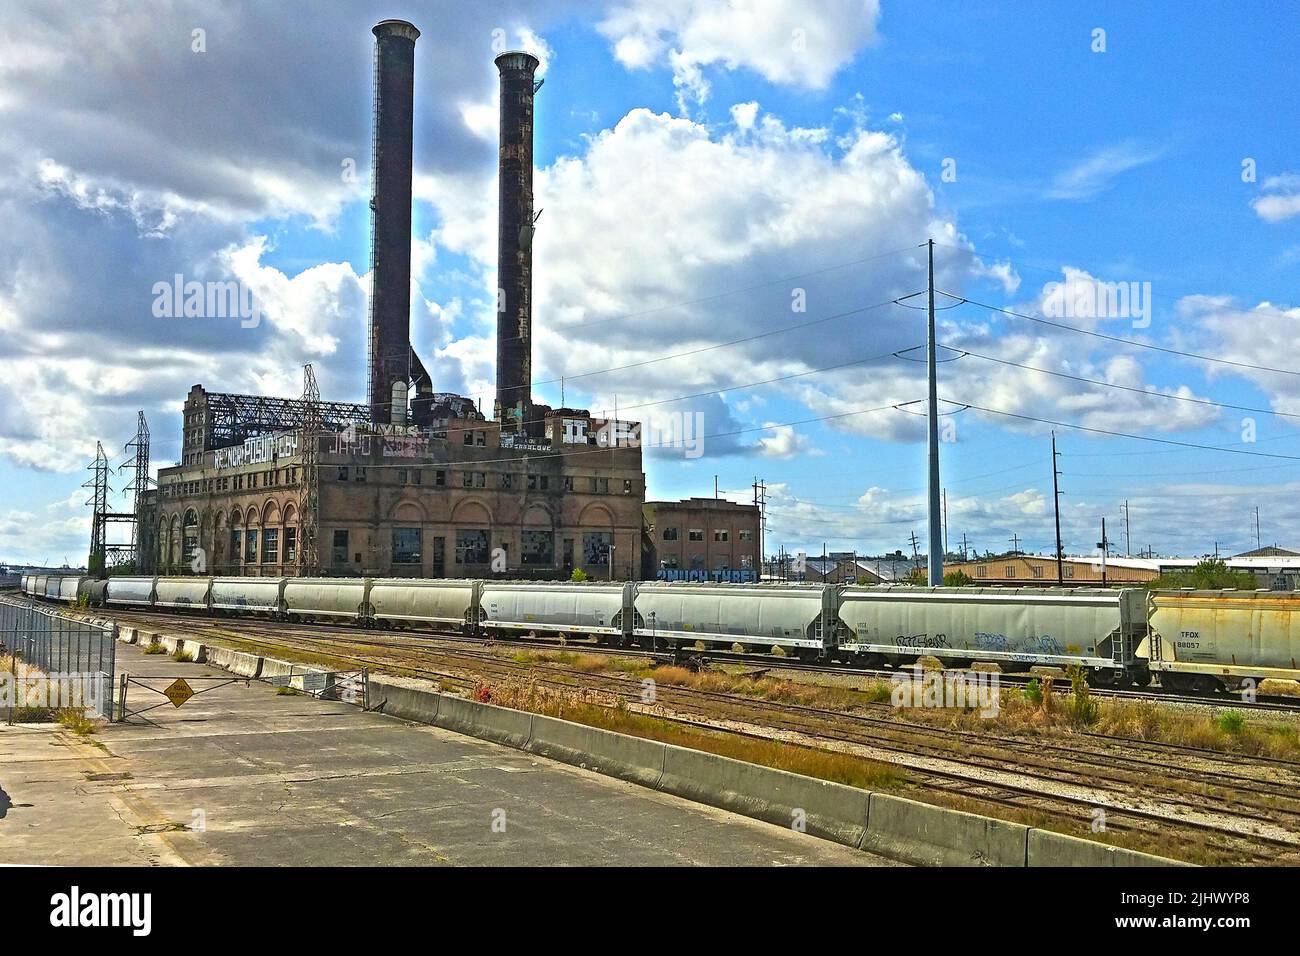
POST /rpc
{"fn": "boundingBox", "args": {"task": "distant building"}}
[943,555,1157,587]
[642,498,761,581]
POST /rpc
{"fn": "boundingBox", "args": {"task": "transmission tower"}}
[83,442,111,573]
[120,412,152,572]
[298,364,322,575]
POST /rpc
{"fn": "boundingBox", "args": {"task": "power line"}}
[945,399,1300,461]
[932,239,1300,328]
[946,346,1300,421]
[948,294,1300,379]
[509,244,919,338]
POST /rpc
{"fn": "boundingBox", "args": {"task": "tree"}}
[1146,558,1257,590]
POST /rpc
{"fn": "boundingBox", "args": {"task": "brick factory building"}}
[642,498,761,581]
[152,386,645,580]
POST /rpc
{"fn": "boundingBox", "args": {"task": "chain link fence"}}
[0,597,116,719]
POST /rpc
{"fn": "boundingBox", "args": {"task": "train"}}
[18,573,1300,695]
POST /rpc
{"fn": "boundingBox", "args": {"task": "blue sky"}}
[1,0,1298,566]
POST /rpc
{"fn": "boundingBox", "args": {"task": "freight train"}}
[19,574,1300,695]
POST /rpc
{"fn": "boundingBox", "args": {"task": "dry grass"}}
[170,648,194,663]
[143,641,167,655]
[484,678,902,791]
[55,708,99,736]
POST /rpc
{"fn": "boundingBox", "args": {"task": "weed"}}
[56,708,98,736]
[171,648,193,663]
[144,641,167,655]
[1022,678,1043,706]
[1217,710,1246,735]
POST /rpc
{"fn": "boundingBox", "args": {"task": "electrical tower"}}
[298,364,322,575]
[83,443,110,573]
[120,412,152,572]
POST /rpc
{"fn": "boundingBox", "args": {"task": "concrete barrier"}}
[1027,828,1190,867]
[203,645,263,679]
[432,694,533,749]
[527,714,667,788]
[118,627,137,645]
[369,678,440,723]
[860,792,1029,867]
[191,659,1191,868]
[657,742,871,848]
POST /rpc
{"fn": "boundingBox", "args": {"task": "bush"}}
[569,568,588,582]
[1217,710,1246,734]
[1022,677,1043,706]
[1064,664,1100,726]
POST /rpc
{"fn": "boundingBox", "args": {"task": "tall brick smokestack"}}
[368,19,420,425]
[494,51,540,431]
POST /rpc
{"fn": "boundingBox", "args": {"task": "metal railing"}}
[1,597,116,719]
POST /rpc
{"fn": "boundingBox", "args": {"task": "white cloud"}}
[598,0,881,112]
[1047,143,1165,200]
[1252,172,1300,222]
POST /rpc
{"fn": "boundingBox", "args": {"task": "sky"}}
[1,0,1298,567]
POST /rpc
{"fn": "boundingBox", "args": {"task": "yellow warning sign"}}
[163,678,194,708]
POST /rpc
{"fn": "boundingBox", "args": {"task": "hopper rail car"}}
[19,573,1300,695]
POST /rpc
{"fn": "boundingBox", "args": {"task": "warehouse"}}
[642,497,761,580]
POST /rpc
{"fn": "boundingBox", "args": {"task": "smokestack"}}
[368,19,420,425]
[495,51,540,431]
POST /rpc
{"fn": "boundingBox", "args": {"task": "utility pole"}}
[1254,506,1261,550]
[1008,532,1020,554]
[942,487,949,559]
[1123,499,1131,557]
[959,533,970,562]
[925,238,943,586]
[1051,431,1064,586]
[1097,517,1109,587]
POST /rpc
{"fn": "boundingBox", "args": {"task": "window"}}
[455,529,490,565]
[977,565,988,578]
[434,470,446,486]
[501,473,512,489]
[1031,564,1044,578]
[741,555,754,569]
[739,529,754,541]
[262,528,279,564]
[245,530,258,563]
[284,528,297,563]
[1064,564,1075,578]
[463,471,473,488]
[562,476,573,492]
[714,529,729,543]
[397,469,408,485]
[412,469,421,485]
[590,476,609,493]
[527,474,549,491]
[623,479,632,494]
[475,431,486,447]
[392,527,422,564]
[355,467,367,483]
[1005,564,1015,577]
[337,467,348,481]
[583,532,612,567]
[230,530,241,565]
[332,529,348,565]
[521,530,553,566]
[662,527,679,541]
[689,553,705,570]
[463,430,474,445]
[662,555,679,569]
[688,529,704,542]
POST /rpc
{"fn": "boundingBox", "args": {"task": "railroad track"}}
[68,603,1300,864]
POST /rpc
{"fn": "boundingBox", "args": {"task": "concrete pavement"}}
[0,639,899,866]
